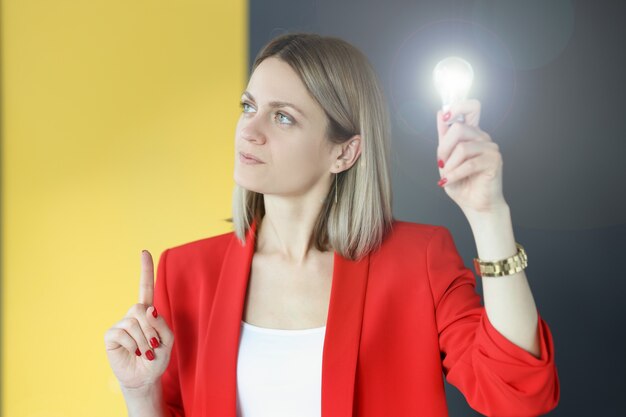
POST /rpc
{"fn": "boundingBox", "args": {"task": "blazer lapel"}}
[196,219,370,417]
[195,220,257,416]
[322,248,370,417]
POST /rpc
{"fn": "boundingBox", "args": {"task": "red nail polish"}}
[443,112,451,122]
[438,177,448,187]
[152,307,158,318]
[146,350,155,361]
[150,337,160,348]
[438,159,445,169]
[135,348,141,356]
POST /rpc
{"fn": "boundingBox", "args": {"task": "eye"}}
[239,101,294,125]
[275,112,293,125]
[239,101,255,113]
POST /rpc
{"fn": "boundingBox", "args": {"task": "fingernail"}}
[135,348,141,356]
[438,159,445,169]
[146,350,155,361]
[438,177,448,187]
[150,337,160,348]
[152,306,158,318]
[443,112,451,122]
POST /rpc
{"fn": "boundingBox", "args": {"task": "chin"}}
[234,171,267,194]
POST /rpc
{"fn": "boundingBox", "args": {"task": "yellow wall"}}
[1,1,247,415]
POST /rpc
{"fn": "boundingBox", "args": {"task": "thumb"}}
[146,305,174,348]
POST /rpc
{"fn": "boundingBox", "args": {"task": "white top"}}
[236,320,327,417]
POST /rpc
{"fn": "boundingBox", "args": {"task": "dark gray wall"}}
[249,1,626,416]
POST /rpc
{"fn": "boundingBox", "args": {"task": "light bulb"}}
[433,56,474,124]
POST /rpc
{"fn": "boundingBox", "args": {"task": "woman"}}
[105,33,560,417]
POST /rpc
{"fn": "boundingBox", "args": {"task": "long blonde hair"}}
[232,32,393,260]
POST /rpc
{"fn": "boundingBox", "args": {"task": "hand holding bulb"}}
[433,57,508,216]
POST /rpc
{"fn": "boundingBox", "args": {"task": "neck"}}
[256,186,331,265]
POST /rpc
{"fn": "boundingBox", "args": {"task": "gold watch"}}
[473,242,528,277]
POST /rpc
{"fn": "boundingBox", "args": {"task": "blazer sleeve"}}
[154,249,186,417]
[426,226,560,417]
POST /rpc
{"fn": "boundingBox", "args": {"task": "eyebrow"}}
[242,91,307,120]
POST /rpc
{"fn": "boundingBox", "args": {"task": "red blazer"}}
[154,220,560,417]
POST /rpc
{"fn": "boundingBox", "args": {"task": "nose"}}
[239,114,267,145]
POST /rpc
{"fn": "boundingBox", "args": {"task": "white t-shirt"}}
[236,320,327,417]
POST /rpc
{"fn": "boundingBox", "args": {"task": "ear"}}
[330,135,362,174]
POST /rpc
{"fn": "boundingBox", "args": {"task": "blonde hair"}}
[232,32,393,260]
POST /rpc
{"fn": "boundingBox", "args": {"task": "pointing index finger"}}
[139,250,155,306]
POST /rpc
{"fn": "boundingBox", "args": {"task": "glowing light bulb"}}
[433,56,474,124]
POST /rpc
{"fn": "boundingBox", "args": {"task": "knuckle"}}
[104,326,114,337]
[107,327,125,341]
[103,327,115,340]
[120,317,141,331]
[126,303,143,316]
[129,303,147,317]
[108,326,121,335]
[134,302,148,312]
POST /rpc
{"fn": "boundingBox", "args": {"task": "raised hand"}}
[104,250,174,391]
[436,99,508,215]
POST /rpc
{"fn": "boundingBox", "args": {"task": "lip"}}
[239,152,265,164]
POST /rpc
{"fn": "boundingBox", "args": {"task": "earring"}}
[335,173,338,204]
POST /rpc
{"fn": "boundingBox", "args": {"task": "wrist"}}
[466,204,517,262]
[121,380,162,398]
[464,202,511,226]
[121,380,167,417]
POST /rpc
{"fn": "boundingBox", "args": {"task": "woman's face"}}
[234,57,340,198]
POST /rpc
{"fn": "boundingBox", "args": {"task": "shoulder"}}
[160,229,236,270]
[367,220,460,291]
[381,219,450,250]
